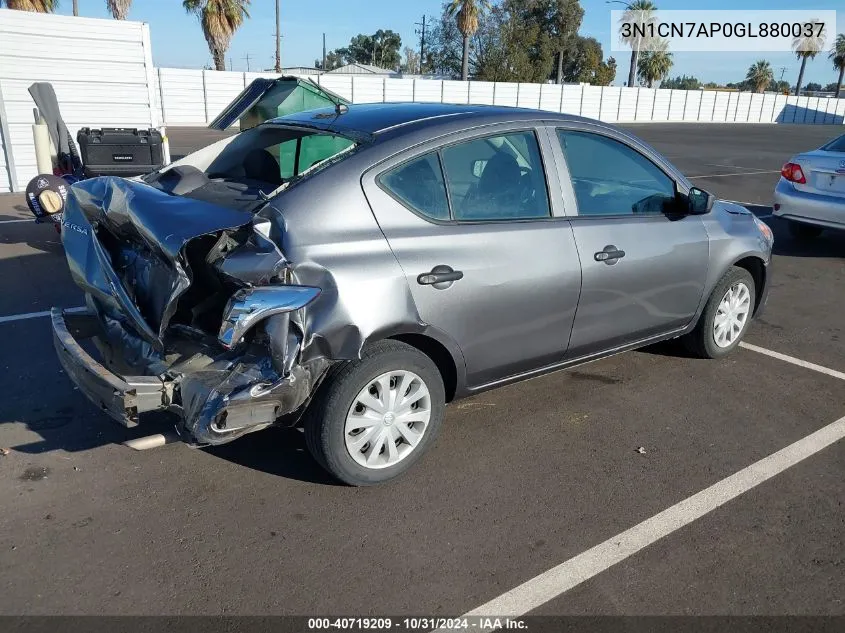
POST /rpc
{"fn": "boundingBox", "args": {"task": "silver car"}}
[774,132,845,238]
[52,103,773,485]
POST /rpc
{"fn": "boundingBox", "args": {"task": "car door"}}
[362,126,582,389]
[550,127,709,358]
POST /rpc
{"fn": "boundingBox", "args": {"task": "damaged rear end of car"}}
[53,175,331,446]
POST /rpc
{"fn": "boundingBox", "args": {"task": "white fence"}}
[1,8,845,193]
[154,68,845,129]
[0,9,158,192]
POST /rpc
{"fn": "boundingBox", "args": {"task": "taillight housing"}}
[781,162,806,184]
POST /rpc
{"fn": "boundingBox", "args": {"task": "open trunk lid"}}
[208,76,349,131]
[62,177,255,350]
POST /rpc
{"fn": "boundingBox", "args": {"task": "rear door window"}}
[440,131,551,221]
[379,153,451,221]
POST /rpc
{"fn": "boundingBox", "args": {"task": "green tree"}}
[0,0,58,10]
[745,60,773,93]
[448,0,490,81]
[427,3,464,78]
[333,30,402,70]
[106,0,131,19]
[803,82,822,92]
[792,20,826,95]
[829,33,845,98]
[402,47,421,75]
[509,0,584,84]
[183,0,251,72]
[660,75,700,90]
[315,50,344,71]
[637,43,672,88]
[619,1,657,88]
[559,36,615,85]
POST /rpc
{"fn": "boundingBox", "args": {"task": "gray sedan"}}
[774,132,845,238]
[52,103,773,485]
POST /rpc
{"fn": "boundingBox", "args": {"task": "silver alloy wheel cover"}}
[713,281,751,348]
[344,370,432,469]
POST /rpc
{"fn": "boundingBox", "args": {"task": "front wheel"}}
[683,266,755,359]
[304,340,445,486]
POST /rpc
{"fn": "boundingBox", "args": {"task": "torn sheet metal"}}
[62,177,254,348]
[60,176,334,445]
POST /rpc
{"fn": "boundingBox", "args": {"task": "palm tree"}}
[106,0,131,19]
[448,0,490,81]
[745,60,773,93]
[792,20,827,96]
[637,44,672,88]
[830,33,845,98]
[0,0,58,11]
[183,0,251,72]
[619,0,657,88]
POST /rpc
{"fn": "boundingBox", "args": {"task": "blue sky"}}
[58,0,844,86]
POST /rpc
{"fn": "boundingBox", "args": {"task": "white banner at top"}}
[610,10,837,53]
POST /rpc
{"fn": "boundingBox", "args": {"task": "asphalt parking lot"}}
[0,123,843,620]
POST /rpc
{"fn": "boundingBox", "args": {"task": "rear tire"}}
[683,266,755,359]
[788,221,823,240]
[304,340,445,486]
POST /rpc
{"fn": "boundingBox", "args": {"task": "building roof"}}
[327,63,399,76]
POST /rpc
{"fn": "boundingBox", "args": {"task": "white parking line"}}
[0,306,86,324]
[739,342,845,381]
[0,218,34,224]
[688,170,780,179]
[447,416,845,628]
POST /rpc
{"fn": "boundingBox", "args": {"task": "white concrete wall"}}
[0,9,159,192]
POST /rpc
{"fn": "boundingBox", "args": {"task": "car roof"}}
[268,102,595,139]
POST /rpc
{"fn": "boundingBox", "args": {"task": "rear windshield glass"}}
[204,125,356,187]
[144,125,358,211]
[821,134,845,152]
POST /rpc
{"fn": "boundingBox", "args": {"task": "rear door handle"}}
[417,266,463,287]
[594,245,626,265]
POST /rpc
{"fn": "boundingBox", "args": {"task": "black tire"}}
[788,221,823,240]
[304,340,445,486]
[683,266,756,359]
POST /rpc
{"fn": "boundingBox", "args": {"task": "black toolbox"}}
[77,127,164,178]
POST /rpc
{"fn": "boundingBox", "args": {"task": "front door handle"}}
[594,245,626,265]
[417,265,463,288]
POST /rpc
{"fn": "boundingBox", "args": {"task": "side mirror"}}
[471,159,488,179]
[687,187,714,215]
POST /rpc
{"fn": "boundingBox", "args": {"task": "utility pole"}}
[274,0,282,73]
[322,33,327,71]
[243,53,252,72]
[414,15,430,75]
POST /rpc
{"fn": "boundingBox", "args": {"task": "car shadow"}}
[9,403,338,485]
[207,426,339,486]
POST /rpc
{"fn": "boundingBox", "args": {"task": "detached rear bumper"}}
[51,308,172,427]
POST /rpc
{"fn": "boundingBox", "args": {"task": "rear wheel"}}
[304,340,445,486]
[788,221,823,240]
[683,266,755,359]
